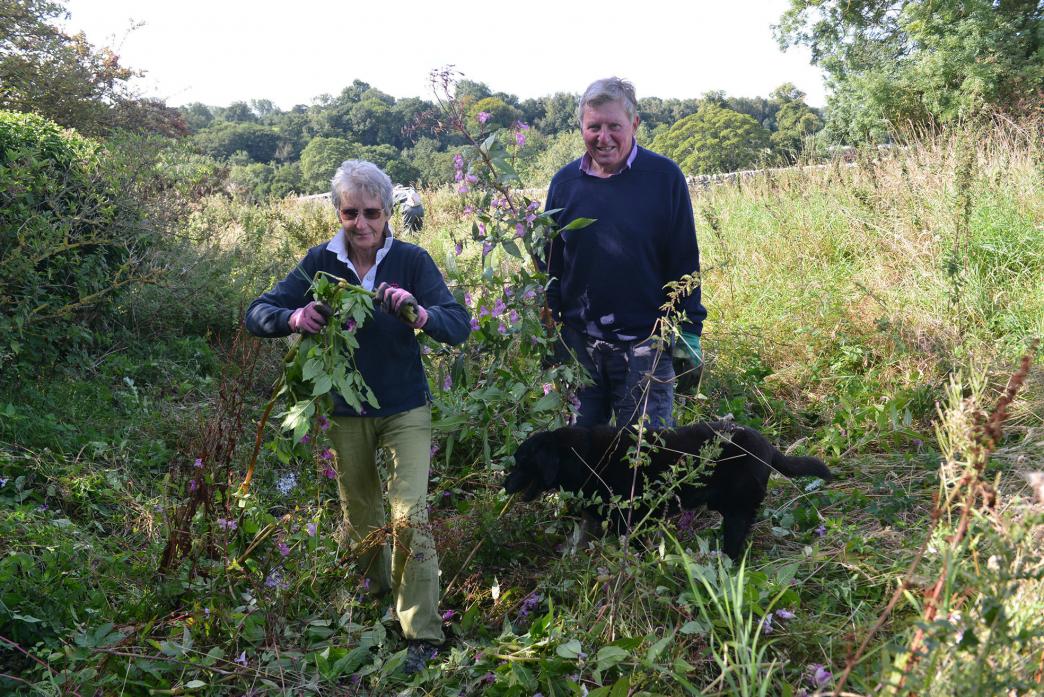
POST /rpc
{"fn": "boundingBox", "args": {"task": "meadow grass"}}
[0,121,1040,695]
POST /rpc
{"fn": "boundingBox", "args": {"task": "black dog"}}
[504,421,832,559]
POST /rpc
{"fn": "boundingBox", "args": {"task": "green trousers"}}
[328,405,444,644]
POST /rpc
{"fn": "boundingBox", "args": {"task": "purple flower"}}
[497,322,507,335]
[504,286,514,297]
[0,477,7,488]
[515,121,530,131]
[525,213,537,225]
[453,153,464,169]
[515,223,525,238]
[517,592,541,619]
[463,205,474,215]
[476,111,491,124]
[482,241,493,256]
[515,132,526,147]
[454,241,463,256]
[457,183,470,194]
[454,170,464,182]
[320,448,333,461]
[299,434,311,445]
[477,222,487,237]
[775,608,796,621]
[492,299,507,315]
[509,310,520,324]
[483,672,495,684]
[479,305,490,318]
[430,443,440,458]
[235,651,248,667]
[317,415,330,431]
[466,174,478,184]
[188,479,199,494]
[217,518,238,532]
[808,664,832,687]
[278,541,291,557]
[469,318,480,331]
[345,319,357,333]
[542,383,552,395]
[442,374,453,391]
[815,524,827,537]
[265,569,287,590]
[760,612,774,634]
[322,464,336,480]
[306,522,317,537]
[523,289,537,301]
[442,609,456,621]
[193,458,204,469]
[527,200,539,211]
[464,291,472,306]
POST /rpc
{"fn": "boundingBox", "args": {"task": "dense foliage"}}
[777,0,1044,142]
[2,3,1043,695]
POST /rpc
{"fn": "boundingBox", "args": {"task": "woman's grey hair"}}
[330,160,393,215]
[577,77,638,124]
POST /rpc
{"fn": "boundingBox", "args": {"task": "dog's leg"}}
[721,509,757,560]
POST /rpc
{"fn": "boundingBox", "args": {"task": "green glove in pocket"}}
[671,331,703,393]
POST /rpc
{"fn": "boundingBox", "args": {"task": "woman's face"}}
[337,190,388,258]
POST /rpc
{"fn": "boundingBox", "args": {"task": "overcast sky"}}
[62,0,828,110]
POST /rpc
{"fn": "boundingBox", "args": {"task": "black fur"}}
[504,421,832,559]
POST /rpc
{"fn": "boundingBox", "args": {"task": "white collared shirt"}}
[327,227,395,291]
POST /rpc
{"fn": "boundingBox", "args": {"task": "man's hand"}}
[289,301,332,334]
[672,331,703,393]
[375,282,427,329]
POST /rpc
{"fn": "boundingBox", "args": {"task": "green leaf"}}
[559,217,597,232]
[185,680,207,689]
[501,239,522,258]
[311,374,333,397]
[556,638,583,659]
[595,645,629,671]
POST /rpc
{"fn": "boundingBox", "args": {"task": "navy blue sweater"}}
[245,237,470,417]
[545,146,706,341]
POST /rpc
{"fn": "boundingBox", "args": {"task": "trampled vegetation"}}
[2,107,1041,694]
[2,1,1043,694]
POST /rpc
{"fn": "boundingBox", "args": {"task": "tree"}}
[768,83,822,162]
[180,103,215,132]
[192,122,281,163]
[216,101,257,123]
[536,92,580,135]
[777,0,1044,142]
[651,104,772,175]
[468,96,521,130]
[0,0,138,135]
[299,136,358,193]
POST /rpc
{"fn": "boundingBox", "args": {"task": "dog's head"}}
[504,430,563,501]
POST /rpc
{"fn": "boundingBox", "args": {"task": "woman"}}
[245,160,469,673]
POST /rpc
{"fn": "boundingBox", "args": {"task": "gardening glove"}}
[375,282,427,329]
[288,301,332,334]
[672,331,703,393]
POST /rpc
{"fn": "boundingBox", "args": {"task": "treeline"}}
[178,79,823,200]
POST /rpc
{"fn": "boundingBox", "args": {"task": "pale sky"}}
[62,0,828,110]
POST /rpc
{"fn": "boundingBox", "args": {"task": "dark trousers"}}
[562,325,675,429]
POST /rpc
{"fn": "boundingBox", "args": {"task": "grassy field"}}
[1,122,1041,695]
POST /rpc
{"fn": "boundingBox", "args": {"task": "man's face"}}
[580,100,639,177]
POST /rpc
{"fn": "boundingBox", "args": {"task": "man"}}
[393,184,424,232]
[543,77,705,429]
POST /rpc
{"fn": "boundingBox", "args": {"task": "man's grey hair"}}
[330,160,393,214]
[577,77,638,125]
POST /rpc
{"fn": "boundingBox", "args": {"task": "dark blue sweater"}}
[245,237,470,417]
[545,146,706,341]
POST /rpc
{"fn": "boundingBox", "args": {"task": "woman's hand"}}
[375,282,428,329]
[289,301,332,334]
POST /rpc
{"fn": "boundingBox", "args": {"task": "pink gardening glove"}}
[375,282,428,329]
[288,301,332,334]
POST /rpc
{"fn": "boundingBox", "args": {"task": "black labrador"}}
[504,421,832,559]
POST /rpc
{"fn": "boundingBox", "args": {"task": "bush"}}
[0,111,155,375]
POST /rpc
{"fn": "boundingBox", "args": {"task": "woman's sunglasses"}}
[340,208,384,220]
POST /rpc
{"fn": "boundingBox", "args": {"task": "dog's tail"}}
[773,451,833,481]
